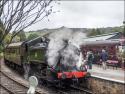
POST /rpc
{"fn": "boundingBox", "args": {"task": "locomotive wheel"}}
[18,65,25,74]
[23,63,30,80]
[4,59,7,65]
[72,75,79,86]
[4,60,9,66]
[58,80,64,88]
[13,63,16,69]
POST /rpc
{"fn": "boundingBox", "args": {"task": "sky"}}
[25,1,124,31]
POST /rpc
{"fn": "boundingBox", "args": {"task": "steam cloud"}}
[46,27,86,70]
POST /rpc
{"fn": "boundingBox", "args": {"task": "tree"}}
[0,0,54,44]
[3,33,12,44]
[0,20,5,40]
[87,28,102,37]
[96,28,101,35]
[16,30,26,41]
[27,33,39,40]
[123,21,125,37]
[87,29,98,36]
[0,20,5,51]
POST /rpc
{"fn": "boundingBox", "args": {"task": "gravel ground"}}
[0,86,10,94]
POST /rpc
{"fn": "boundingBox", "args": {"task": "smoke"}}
[46,27,87,69]
[60,44,79,67]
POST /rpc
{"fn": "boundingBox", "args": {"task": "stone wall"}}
[85,77,125,94]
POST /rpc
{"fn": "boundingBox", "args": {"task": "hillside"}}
[25,26,124,38]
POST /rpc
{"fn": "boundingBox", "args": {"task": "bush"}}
[122,51,125,58]
[0,52,3,59]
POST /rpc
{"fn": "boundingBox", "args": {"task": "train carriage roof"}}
[6,36,48,49]
[6,41,25,48]
[6,37,42,48]
[83,32,122,41]
[81,39,124,47]
[26,37,44,47]
[81,32,124,47]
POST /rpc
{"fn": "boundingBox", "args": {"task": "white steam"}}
[60,44,80,68]
[46,27,86,69]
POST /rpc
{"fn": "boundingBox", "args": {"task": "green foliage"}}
[111,26,123,33]
[0,21,8,51]
[0,45,3,53]
[0,52,3,59]
[27,33,39,40]
[12,30,26,42]
[0,20,5,44]
[87,28,103,37]
[17,30,26,41]
[11,36,20,43]
[0,20,4,37]
[87,26,123,37]
[4,34,12,44]
[123,26,125,37]
[122,50,125,58]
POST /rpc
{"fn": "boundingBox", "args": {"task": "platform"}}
[88,65,125,83]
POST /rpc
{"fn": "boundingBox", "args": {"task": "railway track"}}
[1,61,68,94]
[39,79,92,94]
[70,85,92,94]
[0,84,14,94]
[0,70,47,94]
[39,81,92,94]
[56,86,92,94]
[1,61,93,94]
[45,83,93,94]
[0,71,28,94]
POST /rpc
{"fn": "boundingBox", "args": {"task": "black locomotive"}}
[4,37,89,87]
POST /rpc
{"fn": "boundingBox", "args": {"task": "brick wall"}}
[85,77,125,94]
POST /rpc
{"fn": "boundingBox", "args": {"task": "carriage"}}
[81,39,125,68]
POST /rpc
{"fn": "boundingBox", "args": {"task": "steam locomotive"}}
[4,37,89,86]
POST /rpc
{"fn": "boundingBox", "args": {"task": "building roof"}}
[83,32,122,41]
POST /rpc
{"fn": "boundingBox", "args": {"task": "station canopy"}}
[81,32,124,46]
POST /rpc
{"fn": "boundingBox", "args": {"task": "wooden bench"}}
[107,60,119,69]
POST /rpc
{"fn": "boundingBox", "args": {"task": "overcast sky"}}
[25,1,124,31]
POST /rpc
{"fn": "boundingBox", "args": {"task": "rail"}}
[70,85,93,94]
[0,70,45,94]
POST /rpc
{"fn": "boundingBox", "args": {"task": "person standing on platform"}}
[86,50,94,69]
[100,49,108,70]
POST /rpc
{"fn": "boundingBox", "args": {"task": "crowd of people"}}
[85,49,108,70]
